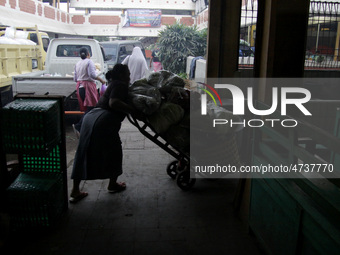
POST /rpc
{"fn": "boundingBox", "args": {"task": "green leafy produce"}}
[159,75,186,95]
[129,79,152,91]
[167,87,190,112]
[128,82,162,115]
[148,103,184,134]
[131,92,161,115]
[146,72,161,87]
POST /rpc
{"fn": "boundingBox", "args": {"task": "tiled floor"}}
[2,119,263,255]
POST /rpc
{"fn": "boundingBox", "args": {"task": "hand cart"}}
[127,115,196,191]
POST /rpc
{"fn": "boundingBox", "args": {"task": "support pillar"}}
[255,0,310,79]
[206,0,242,78]
[334,22,340,61]
[254,0,310,103]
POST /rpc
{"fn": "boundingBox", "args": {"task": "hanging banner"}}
[123,9,162,27]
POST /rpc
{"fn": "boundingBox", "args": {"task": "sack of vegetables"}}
[128,78,162,115]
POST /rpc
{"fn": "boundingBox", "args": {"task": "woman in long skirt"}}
[70,64,134,203]
[73,47,105,136]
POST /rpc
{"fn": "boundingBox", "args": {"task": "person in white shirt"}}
[72,47,105,137]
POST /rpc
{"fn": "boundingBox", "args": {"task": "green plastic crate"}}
[22,144,62,174]
[7,173,65,229]
[0,99,61,155]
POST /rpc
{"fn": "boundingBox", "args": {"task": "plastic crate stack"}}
[0,98,67,229]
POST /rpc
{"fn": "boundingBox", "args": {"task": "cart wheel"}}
[176,170,196,191]
[166,160,179,179]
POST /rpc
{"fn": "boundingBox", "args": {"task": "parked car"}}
[239,44,254,57]
[100,40,146,70]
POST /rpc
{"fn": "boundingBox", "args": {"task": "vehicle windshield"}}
[56,45,92,57]
[101,44,118,61]
[42,37,50,52]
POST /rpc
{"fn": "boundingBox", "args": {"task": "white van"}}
[47,38,107,75]
[100,40,146,70]
[12,38,107,99]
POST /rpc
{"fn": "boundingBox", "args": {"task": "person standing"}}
[73,47,106,137]
[150,46,163,72]
[70,64,134,203]
[122,46,148,84]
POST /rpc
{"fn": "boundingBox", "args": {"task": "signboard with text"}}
[123,9,162,27]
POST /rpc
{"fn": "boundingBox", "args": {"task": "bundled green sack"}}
[128,79,162,115]
[129,78,154,95]
[130,93,161,115]
[159,75,186,96]
[147,70,185,97]
[164,114,190,152]
[130,78,149,87]
[167,87,190,112]
[147,72,162,87]
[148,103,184,134]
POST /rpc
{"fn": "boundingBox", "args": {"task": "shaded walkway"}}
[4,120,263,255]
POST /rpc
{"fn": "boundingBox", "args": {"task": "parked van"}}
[100,40,146,70]
[11,38,107,103]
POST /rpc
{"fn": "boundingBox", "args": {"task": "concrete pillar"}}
[253,0,310,105]
[254,0,310,78]
[334,22,340,61]
[206,0,242,78]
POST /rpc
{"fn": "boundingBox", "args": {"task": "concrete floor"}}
[2,118,264,255]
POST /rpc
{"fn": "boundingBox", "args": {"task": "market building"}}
[0,1,340,255]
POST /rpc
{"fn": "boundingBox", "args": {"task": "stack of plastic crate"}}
[1,98,67,229]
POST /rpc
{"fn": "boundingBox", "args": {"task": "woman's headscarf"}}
[123,46,148,84]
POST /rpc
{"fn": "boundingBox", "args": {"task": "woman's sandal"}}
[69,191,88,203]
[108,182,126,193]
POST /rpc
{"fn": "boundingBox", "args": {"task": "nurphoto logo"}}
[199,83,312,128]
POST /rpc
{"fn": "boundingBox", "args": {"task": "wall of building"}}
[0,0,72,34]
[196,8,208,30]
[70,13,195,37]
[0,0,199,37]
[70,0,195,11]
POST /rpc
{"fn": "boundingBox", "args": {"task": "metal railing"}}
[239,0,340,71]
[306,1,340,70]
[239,0,257,69]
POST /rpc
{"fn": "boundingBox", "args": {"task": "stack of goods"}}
[1,99,61,154]
[128,70,190,152]
[0,27,37,45]
[128,70,242,165]
[0,98,67,229]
